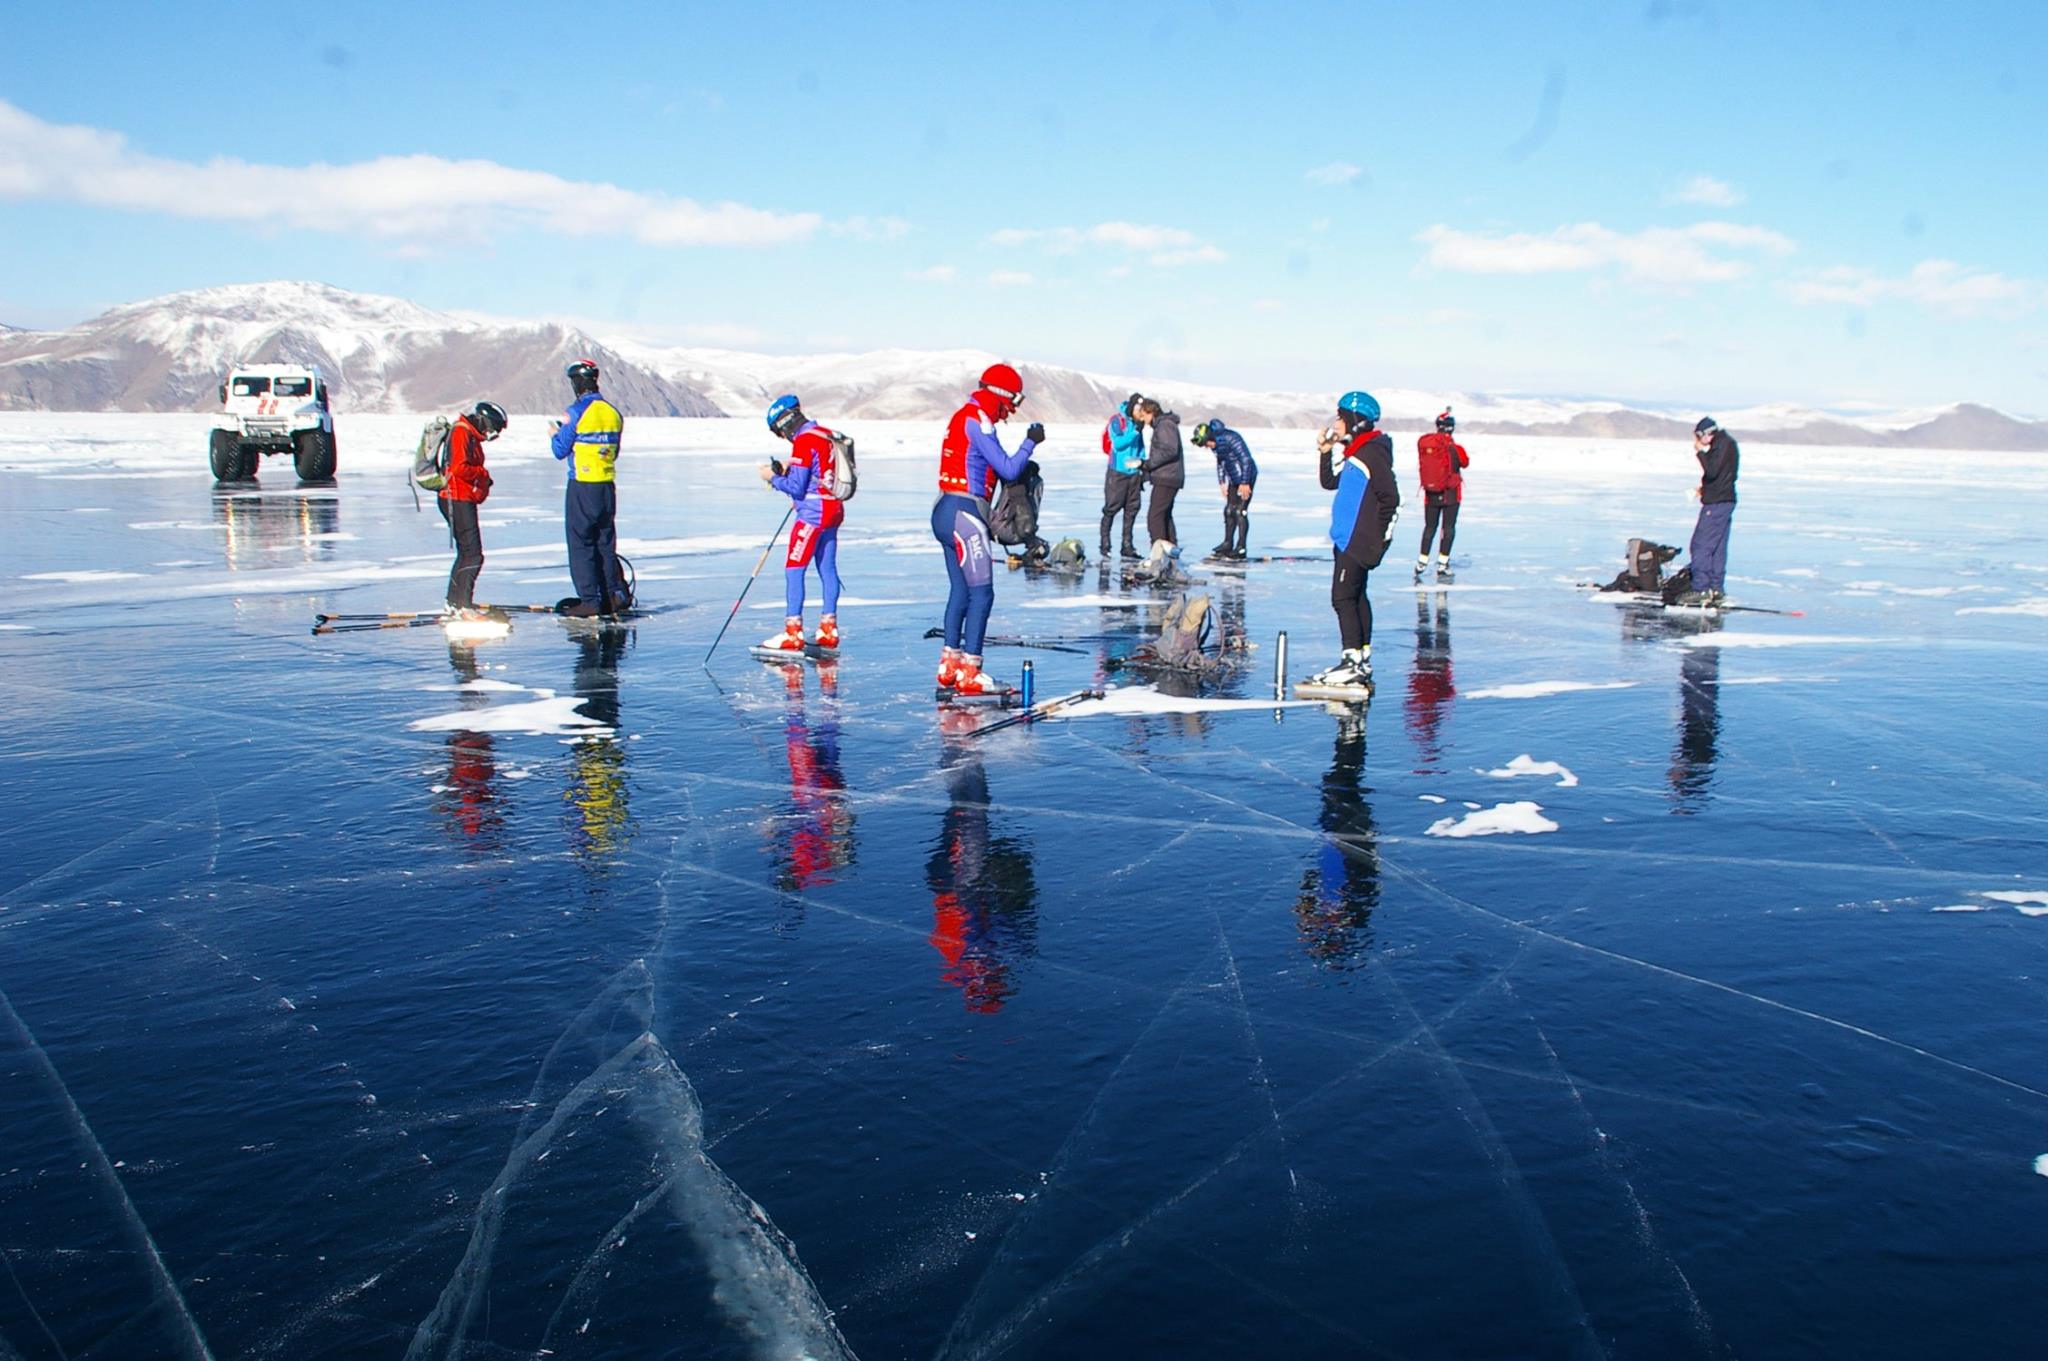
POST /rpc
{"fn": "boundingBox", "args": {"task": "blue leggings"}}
[783,520,841,617]
[932,494,995,653]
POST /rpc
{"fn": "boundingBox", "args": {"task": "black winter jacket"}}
[1144,413,1184,488]
[1697,431,1739,504]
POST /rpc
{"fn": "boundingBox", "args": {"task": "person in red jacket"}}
[439,400,507,617]
[1414,408,1469,581]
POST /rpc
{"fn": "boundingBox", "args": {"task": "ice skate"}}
[935,646,962,690]
[759,618,805,652]
[812,614,839,650]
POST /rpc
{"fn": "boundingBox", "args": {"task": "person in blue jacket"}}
[550,359,629,617]
[1310,390,1400,687]
[1192,419,1259,560]
[1099,392,1147,560]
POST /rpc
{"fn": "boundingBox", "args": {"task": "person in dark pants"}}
[438,400,507,616]
[1100,393,1147,559]
[1134,397,1184,554]
[1308,390,1400,687]
[1683,416,1739,606]
[1413,408,1469,580]
[551,359,628,618]
[1192,419,1258,560]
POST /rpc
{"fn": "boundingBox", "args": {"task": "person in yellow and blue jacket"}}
[551,359,628,617]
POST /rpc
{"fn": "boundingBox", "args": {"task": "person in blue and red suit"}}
[932,362,1043,696]
[757,394,847,652]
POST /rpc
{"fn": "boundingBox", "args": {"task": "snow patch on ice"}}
[1275,535,1328,549]
[409,697,608,737]
[1977,891,2048,906]
[424,679,534,694]
[2035,1154,2048,1178]
[1019,594,1153,610]
[1931,905,1987,913]
[1679,633,1882,649]
[1426,802,1559,838]
[1776,568,1820,578]
[1957,598,2048,618]
[22,569,146,582]
[1052,685,1316,719]
[1419,794,1447,804]
[1479,755,1579,787]
[1464,680,1637,700]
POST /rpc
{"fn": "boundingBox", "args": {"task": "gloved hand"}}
[1025,422,1046,446]
[759,460,779,483]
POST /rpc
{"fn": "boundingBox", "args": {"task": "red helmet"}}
[978,362,1024,408]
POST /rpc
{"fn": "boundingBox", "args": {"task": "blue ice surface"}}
[0,416,2045,1359]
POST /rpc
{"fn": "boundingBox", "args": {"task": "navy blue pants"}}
[565,480,626,606]
[1689,501,1734,592]
[933,494,995,654]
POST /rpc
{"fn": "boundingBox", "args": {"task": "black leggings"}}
[1420,494,1459,557]
[1147,482,1180,548]
[1331,550,1375,651]
[439,497,483,608]
[1222,486,1252,554]
[1100,470,1142,551]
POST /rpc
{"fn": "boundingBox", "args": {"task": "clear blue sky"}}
[3,1,2043,413]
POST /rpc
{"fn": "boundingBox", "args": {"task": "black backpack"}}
[1598,537,1680,593]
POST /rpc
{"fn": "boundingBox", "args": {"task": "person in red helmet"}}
[932,362,1044,696]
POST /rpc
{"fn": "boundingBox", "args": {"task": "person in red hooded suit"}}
[439,400,507,616]
[932,363,1044,696]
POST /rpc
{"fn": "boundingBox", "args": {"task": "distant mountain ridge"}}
[1,281,2044,450]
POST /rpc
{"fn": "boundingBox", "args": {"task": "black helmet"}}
[1694,416,1718,437]
[471,400,508,438]
[567,359,601,395]
[1435,408,1455,434]
[1191,421,1215,446]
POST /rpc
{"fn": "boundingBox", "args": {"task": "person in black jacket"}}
[1308,391,1400,687]
[1684,417,1739,606]
[1134,398,1184,554]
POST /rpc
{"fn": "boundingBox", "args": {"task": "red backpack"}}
[1101,424,1113,456]
[1417,434,1457,493]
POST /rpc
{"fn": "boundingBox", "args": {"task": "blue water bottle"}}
[1020,659,1035,711]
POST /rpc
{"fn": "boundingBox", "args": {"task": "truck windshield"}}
[273,377,312,397]
[230,377,271,397]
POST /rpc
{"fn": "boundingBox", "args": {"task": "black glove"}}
[769,457,785,476]
[1025,422,1046,445]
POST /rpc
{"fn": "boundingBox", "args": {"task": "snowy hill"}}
[2,281,2045,448]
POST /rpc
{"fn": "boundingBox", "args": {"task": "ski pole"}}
[703,506,793,667]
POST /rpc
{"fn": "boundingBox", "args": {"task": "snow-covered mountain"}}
[2,281,2044,449]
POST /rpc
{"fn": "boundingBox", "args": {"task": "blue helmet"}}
[1338,391,1380,423]
[766,394,802,437]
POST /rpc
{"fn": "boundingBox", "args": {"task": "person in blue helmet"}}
[1310,390,1400,687]
[1192,418,1258,560]
[757,394,847,652]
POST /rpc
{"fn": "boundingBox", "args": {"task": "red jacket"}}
[439,416,493,504]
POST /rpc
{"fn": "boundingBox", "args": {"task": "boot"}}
[812,614,839,650]
[561,600,602,619]
[936,646,962,689]
[1308,647,1373,687]
[1413,555,1429,583]
[951,653,1001,696]
[1434,553,1452,580]
[1120,542,1141,561]
[1210,541,1233,560]
[760,617,805,651]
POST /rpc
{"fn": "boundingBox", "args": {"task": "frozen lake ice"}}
[1,412,2045,1358]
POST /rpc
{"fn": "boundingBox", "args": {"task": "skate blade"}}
[934,688,1019,708]
[751,644,832,663]
[1293,681,1374,703]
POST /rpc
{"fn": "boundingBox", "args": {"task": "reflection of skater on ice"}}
[565,628,632,867]
[1669,628,1724,812]
[768,666,855,893]
[433,641,503,847]
[1295,715,1381,969]
[926,720,1040,1012]
[1404,591,1455,772]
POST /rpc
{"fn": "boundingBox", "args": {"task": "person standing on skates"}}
[1310,390,1400,688]
[932,363,1043,696]
[438,400,507,619]
[1100,393,1147,560]
[1192,418,1258,560]
[551,359,628,618]
[1414,408,1469,581]
[1682,416,1739,606]
[757,394,847,654]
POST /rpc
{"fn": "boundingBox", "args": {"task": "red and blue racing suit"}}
[769,421,845,618]
[932,395,1036,654]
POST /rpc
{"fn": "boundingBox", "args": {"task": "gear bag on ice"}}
[409,416,454,494]
[1047,537,1086,569]
[1597,537,1681,593]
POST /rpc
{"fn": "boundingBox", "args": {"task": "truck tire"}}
[209,429,243,482]
[294,428,337,482]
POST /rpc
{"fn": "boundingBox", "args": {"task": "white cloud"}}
[1785,259,2036,314]
[905,264,957,282]
[0,97,826,248]
[989,221,1224,267]
[1668,174,1744,207]
[987,270,1035,287]
[1306,162,1363,187]
[1416,220,1795,285]
[1252,298,1284,313]
[831,215,912,241]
